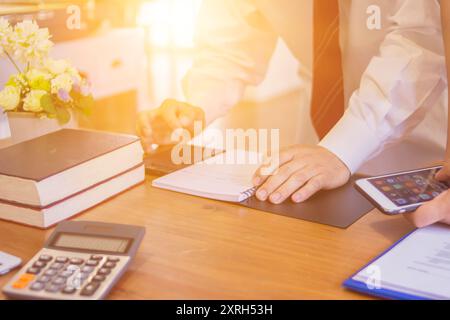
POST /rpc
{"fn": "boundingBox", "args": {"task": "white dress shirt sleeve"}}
[182,0,278,124]
[320,0,447,173]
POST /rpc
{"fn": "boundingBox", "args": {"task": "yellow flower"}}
[51,73,73,94]
[0,86,21,111]
[26,69,51,91]
[23,90,46,112]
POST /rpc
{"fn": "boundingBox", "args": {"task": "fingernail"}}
[257,189,268,201]
[293,194,302,203]
[270,193,281,204]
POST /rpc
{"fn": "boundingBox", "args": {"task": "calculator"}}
[2,221,145,300]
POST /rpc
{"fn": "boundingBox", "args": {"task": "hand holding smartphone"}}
[355,166,449,215]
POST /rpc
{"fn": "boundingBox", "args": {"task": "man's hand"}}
[435,162,450,182]
[137,99,205,153]
[405,190,450,228]
[404,161,450,228]
[253,145,351,204]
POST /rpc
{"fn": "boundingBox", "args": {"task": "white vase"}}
[0,112,77,149]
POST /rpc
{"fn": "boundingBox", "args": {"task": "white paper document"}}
[352,224,450,299]
[0,111,11,140]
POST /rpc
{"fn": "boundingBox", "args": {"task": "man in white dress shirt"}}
[138,0,447,204]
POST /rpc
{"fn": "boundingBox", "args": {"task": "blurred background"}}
[0,0,312,148]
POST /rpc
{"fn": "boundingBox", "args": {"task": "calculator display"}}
[52,233,131,253]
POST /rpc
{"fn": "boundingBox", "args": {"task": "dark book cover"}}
[0,129,140,182]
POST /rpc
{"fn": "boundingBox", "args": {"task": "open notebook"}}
[152,151,262,202]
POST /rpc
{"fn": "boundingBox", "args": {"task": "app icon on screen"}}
[395,199,408,205]
[419,194,431,200]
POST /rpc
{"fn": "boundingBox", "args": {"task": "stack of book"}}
[0,129,145,228]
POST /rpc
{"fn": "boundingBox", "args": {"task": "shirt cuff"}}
[318,111,382,174]
[184,91,227,125]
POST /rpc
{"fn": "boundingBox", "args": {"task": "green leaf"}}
[40,94,56,115]
[5,76,16,87]
[56,106,71,125]
[29,78,51,91]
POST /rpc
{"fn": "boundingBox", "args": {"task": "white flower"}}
[66,66,82,83]
[44,59,71,75]
[0,18,13,56]
[0,86,21,111]
[26,68,51,82]
[11,20,53,64]
[23,89,47,112]
[51,73,73,94]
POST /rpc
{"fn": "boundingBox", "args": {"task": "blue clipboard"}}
[342,229,433,300]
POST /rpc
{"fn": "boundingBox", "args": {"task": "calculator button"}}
[44,269,58,277]
[12,274,35,289]
[45,284,62,293]
[37,275,52,283]
[79,272,91,280]
[60,271,73,278]
[81,266,94,274]
[104,262,116,269]
[52,277,67,286]
[30,282,45,291]
[39,255,53,262]
[69,258,84,265]
[80,282,100,297]
[97,268,111,276]
[67,277,85,288]
[92,275,106,282]
[62,286,77,295]
[65,265,81,272]
[107,257,120,262]
[12,281,28,289]
[86,260,99,267]
[26,267,41,275]
[90,255,103,261]
[19,274,35,282]
[50,262,64,270]
[33,261,47,268]
[55,257,68,263]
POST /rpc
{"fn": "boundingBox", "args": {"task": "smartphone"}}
[355,166,449,215]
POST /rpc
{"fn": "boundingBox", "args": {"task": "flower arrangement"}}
[0,18,93,124]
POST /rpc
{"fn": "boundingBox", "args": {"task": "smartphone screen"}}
[368,167,449,207]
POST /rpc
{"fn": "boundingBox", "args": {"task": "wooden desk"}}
[0,175,415,300]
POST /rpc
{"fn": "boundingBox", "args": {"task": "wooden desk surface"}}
[0,175,415,300]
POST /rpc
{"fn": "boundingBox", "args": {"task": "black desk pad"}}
[146,147,374,229]
[240,175,374,229]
